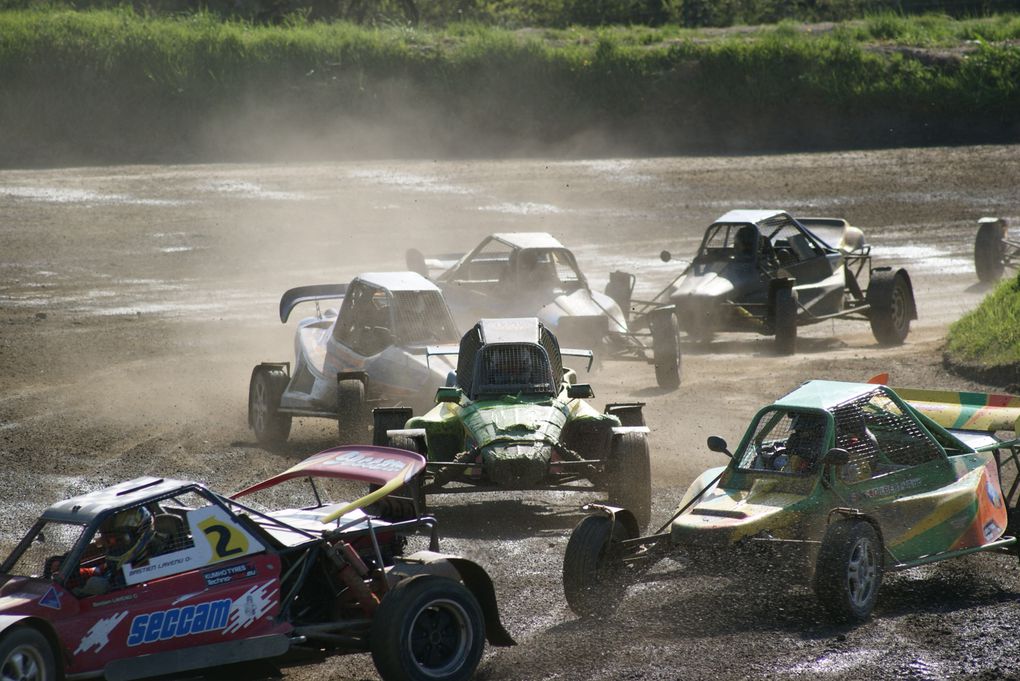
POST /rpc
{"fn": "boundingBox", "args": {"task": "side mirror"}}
[823,447,850,466]
[435,386,463,404]
[660,250,672,263]
[707,436,731,457]
[567,383,594,399]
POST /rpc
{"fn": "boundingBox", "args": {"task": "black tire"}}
[387,434,427,516]
[867,270,912,346]
[562,515,636,617]
[373,409,413,446]
[337,379,370,444]
[0,628,56,681]
[650,309,681,390]
[249,369,291,447]
[773,287,797,356]
[606,433,652,530]
[975,221,1006,283]
[370,575,485,681]
[813,520,883,622]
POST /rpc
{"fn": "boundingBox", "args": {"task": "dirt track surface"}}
[2,145,1020,680]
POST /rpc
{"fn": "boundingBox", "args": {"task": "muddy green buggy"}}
[372,317,654,528]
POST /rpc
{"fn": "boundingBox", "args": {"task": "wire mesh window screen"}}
[848,389,941,467]
[736,410,827,474]
[474,344,555,397]
[392,291,458,345]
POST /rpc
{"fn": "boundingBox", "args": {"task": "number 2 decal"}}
[197,517,249,561]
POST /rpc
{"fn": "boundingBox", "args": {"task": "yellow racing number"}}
[197,517,248,562]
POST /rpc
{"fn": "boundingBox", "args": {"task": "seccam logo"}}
[127,599,231,646]
[326,451,405,473]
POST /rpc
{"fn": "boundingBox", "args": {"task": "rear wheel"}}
[606,433,651,530]
[249,369,291,447]
[337,379,370,444]
[814,520,883,622]
[370,575,485,681]
[649,309,681,390]
[975,220,1006,282]
[0,628,56,681]
[773,287,797,356]
[867,270,912,346]
[563,515,635,617]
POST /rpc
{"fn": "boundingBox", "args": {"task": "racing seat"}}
[733,225,760,262]
[153,514,189,553]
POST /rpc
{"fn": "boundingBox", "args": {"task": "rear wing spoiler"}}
[425,344,459,372]
[406,248,464,279]
[279,284,348,323]
[562,348,595,372]
[896,386,1020,434]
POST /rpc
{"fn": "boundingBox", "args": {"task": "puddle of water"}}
[0,186,185,206]
[201,180,309,201]
[87,302,224,316]
[346,169,474,195]
[477,202,562,215]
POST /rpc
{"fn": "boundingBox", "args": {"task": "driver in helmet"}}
[485,346,534,388]
[60,507,160,596]
[782,412,826,473]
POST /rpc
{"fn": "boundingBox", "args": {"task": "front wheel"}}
[370,575,485,681]
[562,515,636,617]
[606,433,652,530]
[337,379,370,444]
[975,220,1006,283]
[867,270,913,346]
[0,628,56,681]
[813,520,883,622]
[649,309,681,390]
[249,369,291,447]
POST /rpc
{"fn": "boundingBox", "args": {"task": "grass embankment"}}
[945,277,1020,376]
[1,9,1019,165]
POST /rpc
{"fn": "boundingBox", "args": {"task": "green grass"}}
[945,277,1020,366]
[1,8,1019,165]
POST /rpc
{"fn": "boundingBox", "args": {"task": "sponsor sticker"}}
[861,477,924,499]
[127,599,231,647]
[324,450,405,473]
[986,477,1003,508]
[203,562,257,587]
[38,586,61,610]
[984,519,1001,542]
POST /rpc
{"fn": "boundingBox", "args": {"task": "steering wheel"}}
[760,444,787,470]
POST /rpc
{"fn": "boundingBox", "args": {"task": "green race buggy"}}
[563,379,1020,621]
[373,317,654,528]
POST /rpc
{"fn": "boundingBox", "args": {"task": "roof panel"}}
[491,232,566,250]
[712,209,790,225]
[356,271,440,292]
[774,380,880,411]
[478,317,542,343]
[42,477,198,524]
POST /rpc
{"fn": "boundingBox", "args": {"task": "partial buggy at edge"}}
[563,379,1020,622]
[0,445,512,681]
[974,216,1017,282]
[248,271,460,446]
[374,317,654,528]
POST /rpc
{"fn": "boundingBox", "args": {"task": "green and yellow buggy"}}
[372,317,653,528]
[563,379,1020,621]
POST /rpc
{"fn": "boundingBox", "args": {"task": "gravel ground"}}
[2,145,1020,680]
